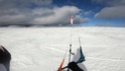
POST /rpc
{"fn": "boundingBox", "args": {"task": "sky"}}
[0,0,125,27]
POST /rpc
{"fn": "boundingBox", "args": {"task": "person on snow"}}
[0,45,11,71]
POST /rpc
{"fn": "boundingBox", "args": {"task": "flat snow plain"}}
[0,27,125,71]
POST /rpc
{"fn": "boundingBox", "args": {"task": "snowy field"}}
[0,27,125,71]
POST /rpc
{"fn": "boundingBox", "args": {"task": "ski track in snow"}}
[0,27,125,71]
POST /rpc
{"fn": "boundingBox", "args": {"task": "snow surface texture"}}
[0,27,125,71]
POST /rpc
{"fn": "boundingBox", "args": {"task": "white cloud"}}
[0,0,52,9]
[73,16,90,24]
[0,5,89,26]
[31,6,85,25]
[93,0,125,19]
[0,0,90,26]
[84,10,93,16]
[0,14,26,24]
[95,6,125,19]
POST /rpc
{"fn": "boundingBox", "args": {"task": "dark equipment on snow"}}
[0,45,11,71]
[62,61,84,71]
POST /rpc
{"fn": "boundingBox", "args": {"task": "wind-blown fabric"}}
[76,46,85,63]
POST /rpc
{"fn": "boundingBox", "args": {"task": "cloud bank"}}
[0,0,89,27]
[93,0,125,19]
[95,6,125,19]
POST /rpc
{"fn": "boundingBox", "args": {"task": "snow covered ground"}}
[0,27,125,71]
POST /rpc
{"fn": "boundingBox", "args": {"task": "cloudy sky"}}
[0,0,125,27]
